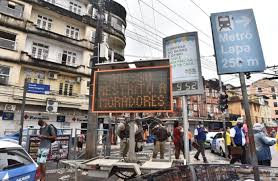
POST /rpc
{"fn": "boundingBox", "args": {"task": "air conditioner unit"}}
[4,104,16,111]
[76,76,81,83]
[48,72,58,80]
[99,43,109,61]
[46,100,58,113]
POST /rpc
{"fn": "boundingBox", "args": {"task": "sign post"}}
[163,32,204,163]
[211,9,265,181]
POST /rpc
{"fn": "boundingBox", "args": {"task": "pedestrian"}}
[194,122,208,163]
[77,133,85,151]
[253,123,276,166]
[37,119,57,181]
[230,119,247,164]
[188,129,192,151]
[116,121,129,157]
[152,123,170,159]
[173,121,184,159]
[226,127,232,158]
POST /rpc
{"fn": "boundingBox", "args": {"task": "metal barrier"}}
[131,164,278,181]
[73,128,109,160]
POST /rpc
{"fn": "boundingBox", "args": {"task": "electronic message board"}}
[92,66,172,113]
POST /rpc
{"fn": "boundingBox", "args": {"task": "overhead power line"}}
[155,0,212,39]
[189,0,210,18]
[138,0,213,49]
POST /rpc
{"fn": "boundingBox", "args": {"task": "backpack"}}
[48,124,57,143]
[156,127,170,142]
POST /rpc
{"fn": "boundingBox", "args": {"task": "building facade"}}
[228,95,272,123]
[248,79,278,121]
[0,0,126,135]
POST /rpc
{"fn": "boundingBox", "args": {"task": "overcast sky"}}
[114,0,278,86]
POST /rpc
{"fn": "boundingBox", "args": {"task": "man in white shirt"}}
[230,119,247,164]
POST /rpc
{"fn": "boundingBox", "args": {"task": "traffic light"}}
[245,72,251,79]
[219,93,228,112]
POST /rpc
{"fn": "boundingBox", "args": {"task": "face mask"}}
[200,124,204,128]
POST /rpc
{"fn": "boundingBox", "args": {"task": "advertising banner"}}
[163,32,204,96]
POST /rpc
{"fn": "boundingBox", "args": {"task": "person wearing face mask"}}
[230,119,247,164]
[194,122,208,163]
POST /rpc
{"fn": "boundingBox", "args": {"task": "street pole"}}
[86,0,105,159]
[218,75,228,158]
[19,79,27,146]
[182,96,189,164]
[105,113,112,156]
[239,72,260,181]
[127,113,137,162]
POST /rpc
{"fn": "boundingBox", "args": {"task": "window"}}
[61,50,77,66]
[0,30,16,50]
[273,94,277,100]
[66,25,79,39]
[0,66,10,85]
[69,2,81,14]
[274,102,278,107]
[8,1,16,9]
[37,15,52,30]
[31,42,49,60]
[275,110,278,115]
[0,148,33,171]
[257,87,262,92]
[271,87,276,92]
[91,31,96,42]
[59,82,74,96]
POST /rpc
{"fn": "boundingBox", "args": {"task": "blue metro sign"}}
[211,9,265,74]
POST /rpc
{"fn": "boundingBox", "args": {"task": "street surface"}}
[45,144,278,181]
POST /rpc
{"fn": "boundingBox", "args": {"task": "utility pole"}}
[239,72,260,181]
[19,79,27,146]
[86,0,105,158]
[182,96,189,163]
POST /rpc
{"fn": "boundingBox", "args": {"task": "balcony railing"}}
[0,5,22,18]
[0,37,16,50]
[30,53,79,68]
[42,0,87,16]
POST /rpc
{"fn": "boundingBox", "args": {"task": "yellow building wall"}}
[30,8,85,40]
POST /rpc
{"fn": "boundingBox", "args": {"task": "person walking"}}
[194,122,208,163]
[253,123,276,166]
[152,124,170,159]
[173,121,184,159]
[37,119,57,181]
[116,121,129,157]
[230,119,247,164]
[77,133,85,151]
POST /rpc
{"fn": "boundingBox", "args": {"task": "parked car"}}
[211,132,226,157]
[0,140,38,181]
[205,132,221,149]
